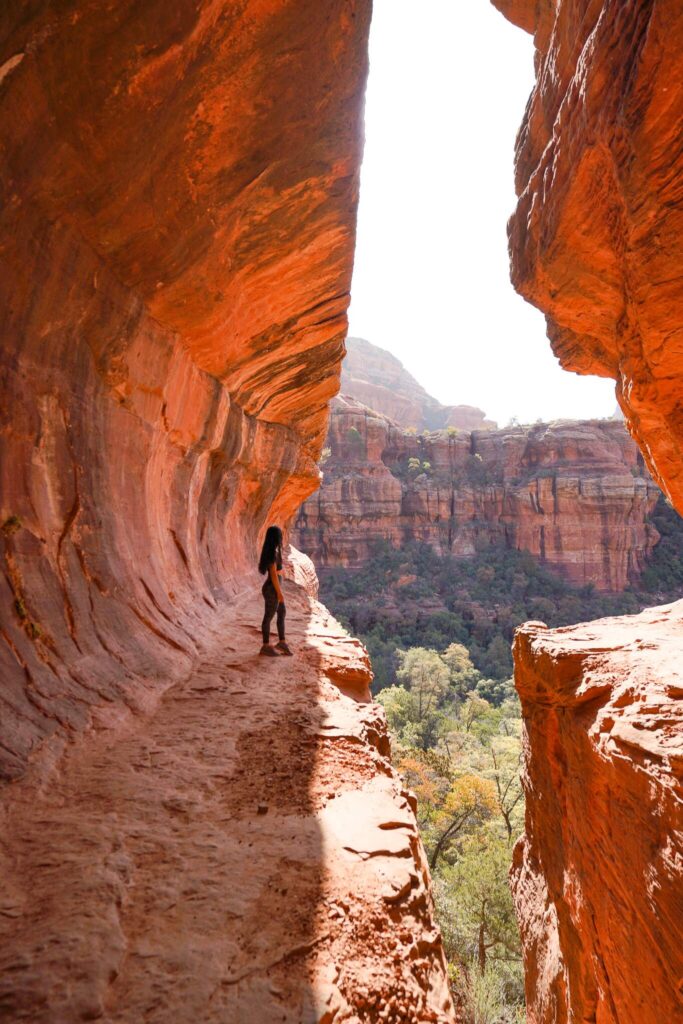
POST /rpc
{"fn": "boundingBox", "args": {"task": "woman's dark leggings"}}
[261,581,285,644]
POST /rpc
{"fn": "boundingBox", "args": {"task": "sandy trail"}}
[0,578,454,1023]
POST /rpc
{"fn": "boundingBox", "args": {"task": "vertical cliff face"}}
[491,0,683,510]
[512,607,683,1024]
[294,396,661,591]
[0,4,457,1020]
[492,2,683,1020]
[0,0,368,779]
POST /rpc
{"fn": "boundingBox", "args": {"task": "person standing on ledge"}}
[258,525,293,656]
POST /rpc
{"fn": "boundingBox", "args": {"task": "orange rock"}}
[0,570,455,1022]
[512,603,683,1024]
[493,0,683,513]
[0,0,370,778]
[491,3,683,1019]
[294,396,661,591]
[0,5,457,1020]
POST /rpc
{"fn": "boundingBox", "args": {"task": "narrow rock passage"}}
[0,576,454,1023]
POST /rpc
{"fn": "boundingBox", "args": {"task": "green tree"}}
[428,775,497,869]
[396,647,450,722]
[458,693,493,734]
[438,836,523,974]
[485,736,524,842]
[442,642,482,699]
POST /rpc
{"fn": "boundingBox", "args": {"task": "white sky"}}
[348,0,617,427]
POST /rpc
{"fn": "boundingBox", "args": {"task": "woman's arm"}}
[268,562,284,603]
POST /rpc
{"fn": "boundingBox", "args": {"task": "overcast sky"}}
[347,0,616,427]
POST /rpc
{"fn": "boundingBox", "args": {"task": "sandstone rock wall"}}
[512,606,683,1024]
[0,0,368,780]
[293,396,661,591]
[492,1,683,1019]
[0,4,459,1020]
[492,0,683,511]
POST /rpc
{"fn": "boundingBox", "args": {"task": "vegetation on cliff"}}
[317,497,683,1020]
[319,496,683,690]
[377,645,525,1022]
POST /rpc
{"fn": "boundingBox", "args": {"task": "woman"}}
[258,525,293,656]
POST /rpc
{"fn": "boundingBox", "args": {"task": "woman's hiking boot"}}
[259,644,279,657]
[275,641,293,656]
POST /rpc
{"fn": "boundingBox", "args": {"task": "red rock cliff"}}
[0,5,456,1021]
[343,337,497,431]
[493,1,683,1020]
[294,396,661,591]
[492,0,683,511]
[0,0,368,779]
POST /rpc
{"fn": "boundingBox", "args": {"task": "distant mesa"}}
[294,393,661,593]
[342,337,498,431]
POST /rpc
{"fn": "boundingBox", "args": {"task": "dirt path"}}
[0,577,454,1023]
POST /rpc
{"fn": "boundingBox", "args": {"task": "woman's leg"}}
[276,600,286,642]
[262,587,278,644]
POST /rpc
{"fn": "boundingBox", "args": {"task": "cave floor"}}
[0,579,455,1023]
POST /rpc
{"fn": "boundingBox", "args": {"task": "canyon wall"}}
[342,337,497,431]
[493,1,683,1021]
[0,4,457,1020]
[0,0,368,781]
[293,395,661,591]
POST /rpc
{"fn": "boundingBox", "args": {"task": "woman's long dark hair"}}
[258,525,283,574]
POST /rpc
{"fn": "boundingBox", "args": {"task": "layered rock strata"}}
[512,603,683,1024]
[293,396,660,591]
[0,3,455,1020]
[0,0,368,777]
[491,1,683,1019]
[492,0,683,511]
[342,337,497,431]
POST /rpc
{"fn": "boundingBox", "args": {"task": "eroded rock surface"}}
[0,0,369,779]
[491,2,683,1018]
[0,3,455,1019]
[492,0,683,510]
[512,603,683,1024]
[0,572,455,1023]
[294,396,660,591]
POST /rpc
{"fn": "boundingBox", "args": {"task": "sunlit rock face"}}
[492,0,683,511]
[0,3,458,1019]
[513,605,683,1024]
[293,396,660,591]
[492,2,683,1020]
[0,0,369,780]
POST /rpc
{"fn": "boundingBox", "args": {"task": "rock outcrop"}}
[0,4,455,1020]
[293,396,661,591]
[0,561,455,1023]
[512,604,683,1024]
[491,0,683,512]
[492,1,683,1019]
[0,0,371,782]
[342,337,497,431]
